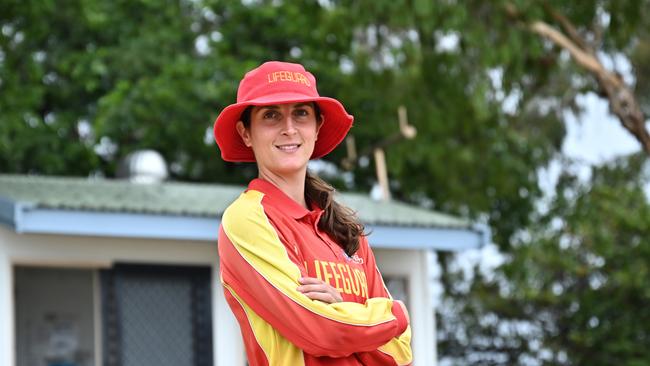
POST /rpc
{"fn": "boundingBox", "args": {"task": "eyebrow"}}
[255,103,314,111]
[257,105,280,111]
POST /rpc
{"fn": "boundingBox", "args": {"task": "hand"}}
[394,300,410,323]
[297,277,343,304]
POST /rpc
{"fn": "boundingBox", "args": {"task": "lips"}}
[275,143,301,152]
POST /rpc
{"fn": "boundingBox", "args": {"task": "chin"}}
[269,157,310,175]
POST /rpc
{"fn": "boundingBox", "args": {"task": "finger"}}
[297,284,330,293]
[331,291,343,302]
[297,283,343,296]
[297,278,343,302]
[303,291,338,303]
[299,285,342,303]
[298,277,325,285]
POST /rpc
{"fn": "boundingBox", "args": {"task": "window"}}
[101,264,213,366]
[15,267,97,366]
[15,264,213,366]
[383,276,410,308]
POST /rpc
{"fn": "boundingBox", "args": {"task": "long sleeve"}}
[218,190,409,360]
[355,237,413,366]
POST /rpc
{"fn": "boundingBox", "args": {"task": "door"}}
[101,264,213,366]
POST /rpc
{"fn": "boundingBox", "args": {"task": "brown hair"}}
[304,170,365,256]
[240,104,365,256]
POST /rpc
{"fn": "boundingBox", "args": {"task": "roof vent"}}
[117,149,168,184]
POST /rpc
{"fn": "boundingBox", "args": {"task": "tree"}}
[439,154,650,365]
[0,0,213,177]
[505,1,650,153]
[0,1,561,246]
[428,1,650,364]
[0,0,356,183]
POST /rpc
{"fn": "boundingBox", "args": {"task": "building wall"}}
[375,248,437,366]
[0,226,434,365]
[0,226,244,366]
[0,228,15,366]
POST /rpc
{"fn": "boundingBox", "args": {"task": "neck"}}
[258,168,308,209]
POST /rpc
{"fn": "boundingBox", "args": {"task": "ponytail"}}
[305,171,365,256]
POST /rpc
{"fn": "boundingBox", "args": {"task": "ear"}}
[315,115,324,140]
[235,121,252,147]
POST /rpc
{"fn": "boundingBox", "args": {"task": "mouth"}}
[275,143,301,152]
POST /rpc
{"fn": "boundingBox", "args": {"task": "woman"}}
[214,61,412,366]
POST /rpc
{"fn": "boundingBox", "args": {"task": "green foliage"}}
[440,155,650,365]
[0,0,606,247]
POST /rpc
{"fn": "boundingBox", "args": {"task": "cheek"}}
[306,124,320,141]
[250,129,274,146]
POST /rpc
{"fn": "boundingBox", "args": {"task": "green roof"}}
[0,174,471,229]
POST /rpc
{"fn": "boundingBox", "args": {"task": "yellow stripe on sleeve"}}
[378,325,413,365]
[224,283,305,366]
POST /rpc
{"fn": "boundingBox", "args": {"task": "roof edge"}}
[471,222,492,248]
[4,207,484,251]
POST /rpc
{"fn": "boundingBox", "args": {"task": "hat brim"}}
[214,93,354,162]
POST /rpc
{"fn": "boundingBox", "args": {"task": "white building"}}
[0,174,487,366]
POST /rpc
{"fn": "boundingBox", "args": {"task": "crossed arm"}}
[297,276,409,329]
[297,246,412,366]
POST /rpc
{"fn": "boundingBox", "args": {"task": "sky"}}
[537,91,642,199]
[563,92,640,164]
[433,91,644,308]
[562,52,641,166]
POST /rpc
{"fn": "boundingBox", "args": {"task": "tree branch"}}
[526,18,650,155]
[542,1,592,52]
[529,21,613,85]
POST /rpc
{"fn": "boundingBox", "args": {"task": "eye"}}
[293,108,310,118]
[262,110,280,120]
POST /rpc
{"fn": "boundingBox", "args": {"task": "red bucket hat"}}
[213,61,354,162]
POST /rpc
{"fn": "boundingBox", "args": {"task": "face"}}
[236,102,322,178]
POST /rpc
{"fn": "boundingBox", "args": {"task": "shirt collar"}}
[248,178,321,220]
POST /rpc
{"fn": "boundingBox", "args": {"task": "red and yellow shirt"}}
[218,178,412,365]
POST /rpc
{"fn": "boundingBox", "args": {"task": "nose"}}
[281,115,297,135]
